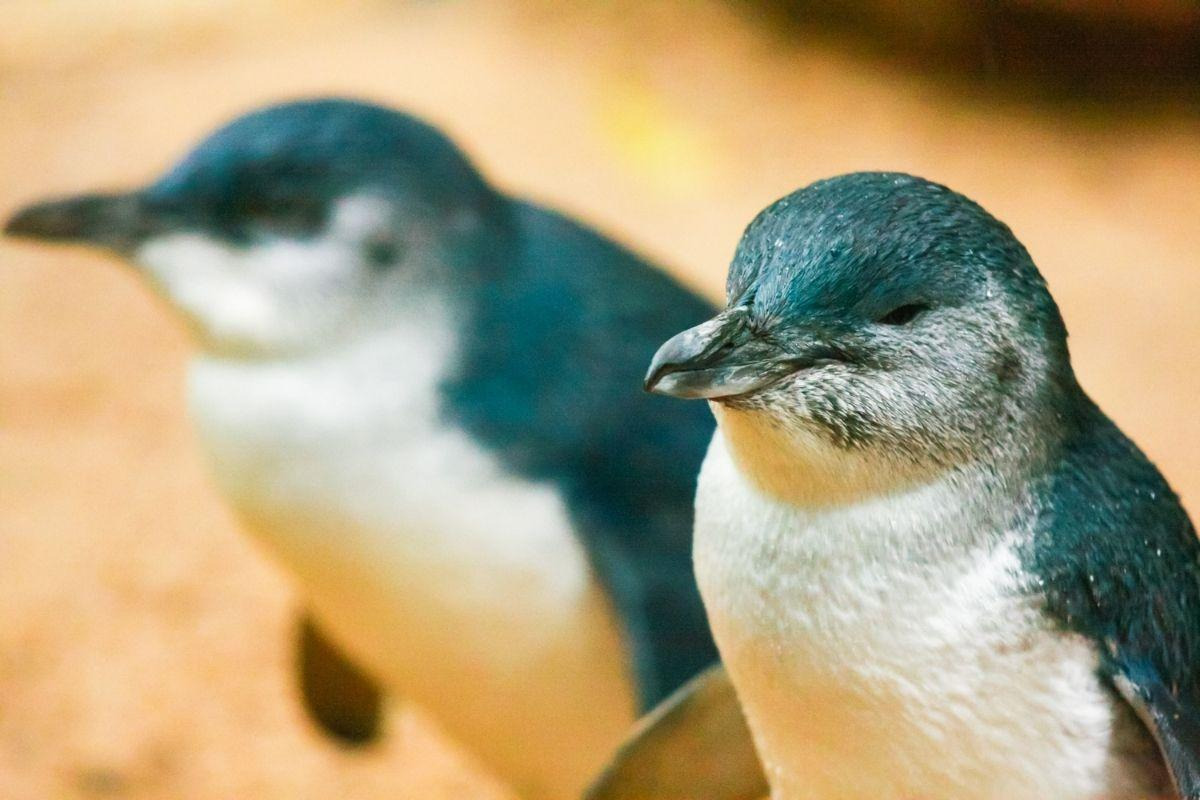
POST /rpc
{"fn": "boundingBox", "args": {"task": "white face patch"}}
[135,195,399,357]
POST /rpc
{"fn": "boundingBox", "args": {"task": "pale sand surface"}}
[2,2,1198,797]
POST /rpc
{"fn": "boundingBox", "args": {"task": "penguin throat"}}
[711,404,940,509]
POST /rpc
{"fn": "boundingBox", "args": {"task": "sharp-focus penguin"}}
[591,172,1200,800]
[5,98,719,800]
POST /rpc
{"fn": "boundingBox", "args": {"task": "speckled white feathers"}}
[694,422,1164,800]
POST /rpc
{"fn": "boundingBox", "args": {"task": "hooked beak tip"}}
[644,312,754,400]
[643,326,703,397]
[642,364,668,395]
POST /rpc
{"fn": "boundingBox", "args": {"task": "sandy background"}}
[2,2,1199,798]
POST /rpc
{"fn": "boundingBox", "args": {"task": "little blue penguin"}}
[590,172,1200,800]
[4,98,719,800]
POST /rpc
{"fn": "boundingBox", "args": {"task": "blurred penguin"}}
[5,98,719,800]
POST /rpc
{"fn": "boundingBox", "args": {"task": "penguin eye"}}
[232,195,326,239]
[364,234,404,270]
[266,198,326,237]
[876,303,929,326]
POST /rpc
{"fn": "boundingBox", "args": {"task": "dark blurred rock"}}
[740,0,1200,103]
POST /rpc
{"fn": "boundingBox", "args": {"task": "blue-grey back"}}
[442,199,720,706]
[1026,395,1200,704]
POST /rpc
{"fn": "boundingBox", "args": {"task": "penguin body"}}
[6,99,719,800]
[695,423,1166,798]
[628,172,1199,799]
[188,309,637,796]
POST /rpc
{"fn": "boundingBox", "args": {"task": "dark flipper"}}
[586,664,768,800]
[297,614,384,746]
[1112,662,1200,799]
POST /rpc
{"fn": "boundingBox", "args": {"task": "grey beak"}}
[645,306,818,400]
[5,192,154,251]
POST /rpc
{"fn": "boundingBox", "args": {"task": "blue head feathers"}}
[144,98,496,241]
[648,172,1079,465]
[729,172,1068,362]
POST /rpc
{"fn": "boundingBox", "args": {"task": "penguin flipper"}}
[585,663,768,800]
[1112,662,1200,799]
[297,614,385,746]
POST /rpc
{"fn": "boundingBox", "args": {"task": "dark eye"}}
[270,199,326,236]
[364,235,404,269]
[231,195,325,238]
[877,303,929,326]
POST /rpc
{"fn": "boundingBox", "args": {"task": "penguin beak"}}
[646,307,832,400]
[4,191,158,252]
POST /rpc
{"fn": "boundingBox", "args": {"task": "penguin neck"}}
[709,402,1047,530]
[698,433,1022,604]
[711,395,1069,512]
[186,294,462,472]
[713,403,928,510]
[191,288,461,375]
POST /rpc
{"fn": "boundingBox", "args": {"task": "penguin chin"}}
[165,297,339,362]
[710,403,936,508]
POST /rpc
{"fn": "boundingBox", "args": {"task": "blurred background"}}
[2,1,1199,798]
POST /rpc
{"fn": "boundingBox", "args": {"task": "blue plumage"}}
[443,200,718,703]
[1029,397,1200,719]
[159,98,723,706]
[5,96,720,730]
[146,99,495,241]
[642,171,1200,798]
[735,175,1200,715]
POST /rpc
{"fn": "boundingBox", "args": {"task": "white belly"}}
[694,431,1163,800]
[186,327,636,800]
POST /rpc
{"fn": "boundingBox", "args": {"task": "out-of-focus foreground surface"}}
[2,2,1198,798]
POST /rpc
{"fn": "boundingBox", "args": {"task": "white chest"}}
[185,321,636,798]
[187,320,590,631]
[694,431,1161,800]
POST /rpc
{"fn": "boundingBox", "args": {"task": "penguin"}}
[590,172,1200,800]
[4,97,719,800]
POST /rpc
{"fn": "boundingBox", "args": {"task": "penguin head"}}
[5,98,498,357]
[647,173,1076,487]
